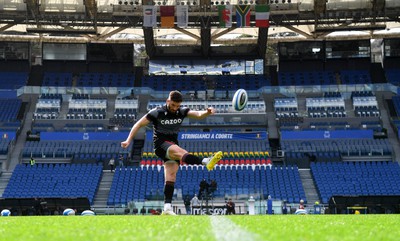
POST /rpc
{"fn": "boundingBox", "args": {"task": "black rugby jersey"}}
[146,104,190,146]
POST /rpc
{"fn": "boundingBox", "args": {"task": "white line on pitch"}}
[209,216,261,241]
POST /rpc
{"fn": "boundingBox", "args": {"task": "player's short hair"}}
[169,90,183,103]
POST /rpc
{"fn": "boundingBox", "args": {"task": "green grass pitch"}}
[1,215,399,241]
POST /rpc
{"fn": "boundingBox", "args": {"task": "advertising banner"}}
[281,130,374,140]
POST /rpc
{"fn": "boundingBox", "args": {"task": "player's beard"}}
[167,104,177,114]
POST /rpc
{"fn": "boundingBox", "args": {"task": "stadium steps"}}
[92,171,114,212]
[267,115,279,139]
[0,172,12,197]
[58,99,70,119]
[137,94,152,113]
[106,96,116,119]
[265,94,279,139]
[7,95,38,171]
[298,169,319,205]
[344,99,355,117]
[131,139,144,165]
[296,96,307,113]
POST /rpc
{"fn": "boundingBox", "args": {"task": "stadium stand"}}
[33,94,62,120]
[311,161,400,204]
[2,4,400,216]
[0,72,28,89]
[306,95,346,118]
[278,70,336,86]
[22,140,128,163]
[67,96,107,120]
[107,164,306,205]
[148,99,266,114]
[75,72,134,87]
[3,164,102,204]
[42,72,73,86]
[274,97,299,118]
[109,98,138,127]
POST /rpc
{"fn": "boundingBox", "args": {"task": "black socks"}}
[181,153,203,165]
[164,181,175,203]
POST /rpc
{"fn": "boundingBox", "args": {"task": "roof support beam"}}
[257,27,268,59]
[173,27,201,41]
[0,24,15,32]
[96,27,128,40]
[284,25,313,39]
[143,27,156,58]
[200,16,211,57]
[211,27,236,41]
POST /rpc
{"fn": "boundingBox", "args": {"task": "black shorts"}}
[154,139,179,163]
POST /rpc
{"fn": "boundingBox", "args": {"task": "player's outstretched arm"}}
[187,107,215,119]
[121,115,150,148]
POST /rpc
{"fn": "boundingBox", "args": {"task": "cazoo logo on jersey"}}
[161,119,183,125]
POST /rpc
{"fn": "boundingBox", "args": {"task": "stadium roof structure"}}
[0,0,400,46]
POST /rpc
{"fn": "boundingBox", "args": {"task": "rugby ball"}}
[81,210,95,216]
[232,89,248,111]
[63,208,75,216]
[1,209,11,216]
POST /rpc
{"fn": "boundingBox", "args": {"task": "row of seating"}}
[386,69,400,86]
[278,70,336,86]
[143,138,271,154]
[391,96,400,117]
[0,99,22,122]
[140,158,272,166]
[42,72,134,87]
[32,123,111,133]
[109,117,135,127]
[32,95,139,121]
[340,70,371,84]
[0,138,11,155]
[142,75,269,91]
[275,93,380,119]
[0,72,28,89]
[22,141,128,160]
[281,139,392,157]
[147,100,266,114]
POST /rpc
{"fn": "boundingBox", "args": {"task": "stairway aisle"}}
[7,95,38,171]
[92,171,114,213]
[298,169,319,205]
